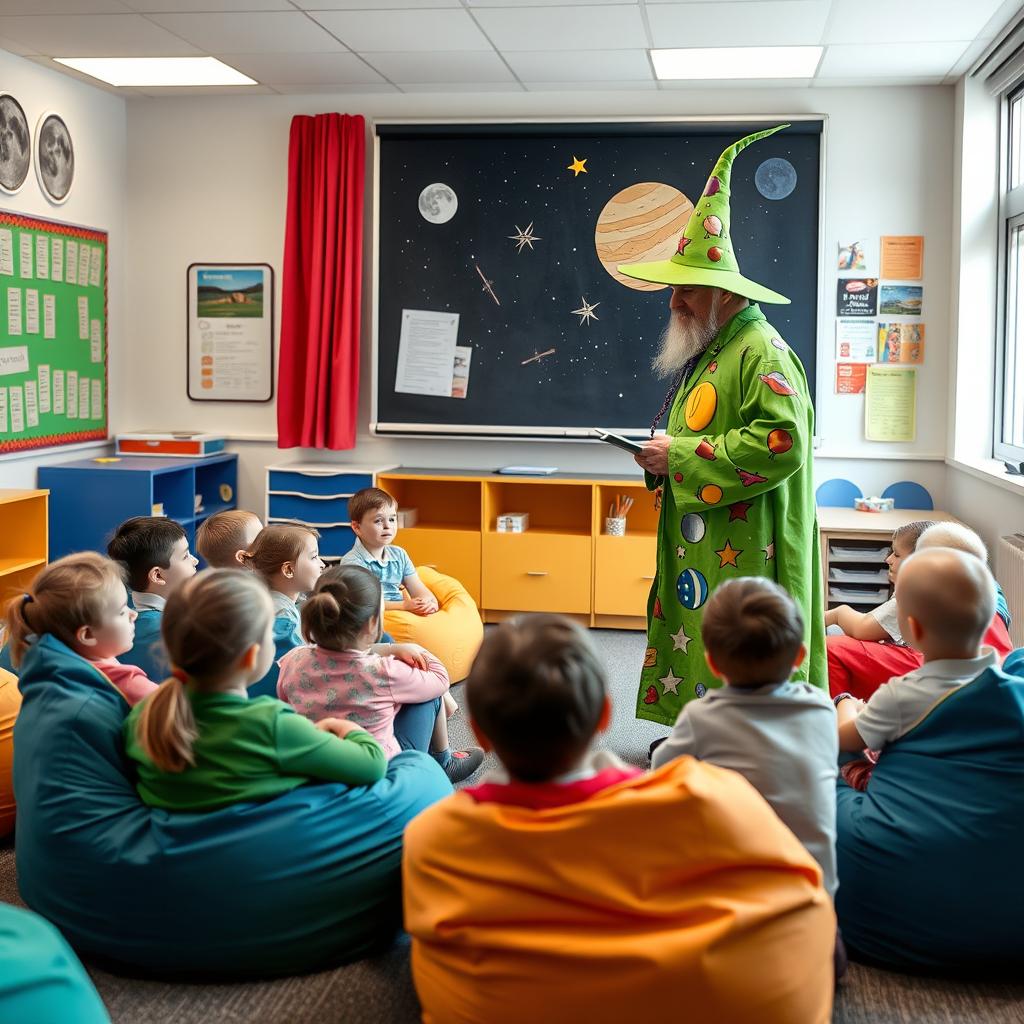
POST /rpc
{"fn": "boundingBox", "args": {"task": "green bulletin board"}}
[0,211,107,454]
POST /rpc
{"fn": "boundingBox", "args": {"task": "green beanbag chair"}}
[835,649,1024,974]
[14,633,451,978]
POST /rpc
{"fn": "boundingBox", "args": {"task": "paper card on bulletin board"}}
[865,365,916,441]
[880,235,923,280]
[187,263,274,402]
[0,212,107,455]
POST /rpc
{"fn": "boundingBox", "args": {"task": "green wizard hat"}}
[618,124,791,304]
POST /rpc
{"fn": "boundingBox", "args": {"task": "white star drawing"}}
[676,545,686,558]
[508,222,541,253]
[571,296,600,326]
[659,669,682,695]
[670,626,692,653]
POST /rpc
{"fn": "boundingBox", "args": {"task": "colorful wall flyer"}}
[865,365,916,442]
[878,322,925,363]
[880,235,924,280]
[878,285,923,316]
[837,240,867,272]
[836,319,877,362]
[836,278,878,317]
[836,362,867,394]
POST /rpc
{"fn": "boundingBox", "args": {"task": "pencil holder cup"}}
[605,516,626,536]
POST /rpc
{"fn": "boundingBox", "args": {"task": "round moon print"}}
[418,182,458,225]
[754,157,797,201]
[0,94,31,195]
[35,111,74,204]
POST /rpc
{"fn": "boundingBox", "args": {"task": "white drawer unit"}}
[265,462,396,561]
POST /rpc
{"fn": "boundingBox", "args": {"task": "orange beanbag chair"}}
[0,667,21,837]
[384,567,483,683]
[404,756,835,1024]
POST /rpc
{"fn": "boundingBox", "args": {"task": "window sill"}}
[945,456,1024,499]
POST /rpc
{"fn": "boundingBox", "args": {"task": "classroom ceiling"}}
[0,0,1020,97]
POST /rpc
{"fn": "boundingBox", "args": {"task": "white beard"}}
[652,291,722,379]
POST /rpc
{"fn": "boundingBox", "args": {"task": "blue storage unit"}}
[39,454,238,561]
[265,463,394,562]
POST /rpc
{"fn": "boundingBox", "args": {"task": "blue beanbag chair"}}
[836,649,1024,974]
[14,633,451,979]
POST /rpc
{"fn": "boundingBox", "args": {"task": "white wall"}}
[0,50,126,489]
[124,86,954,514]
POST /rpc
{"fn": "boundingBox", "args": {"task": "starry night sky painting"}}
[375,120,821,437]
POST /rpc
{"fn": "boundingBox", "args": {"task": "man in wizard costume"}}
[618,124,825,726]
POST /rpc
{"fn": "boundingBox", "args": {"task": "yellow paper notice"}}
[865,366,916,442]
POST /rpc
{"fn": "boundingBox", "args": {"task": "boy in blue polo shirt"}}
[342,488,438,615]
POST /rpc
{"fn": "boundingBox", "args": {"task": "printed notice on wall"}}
[395,308,461,397]
[880,235,924,280]
[187,265,273,402]
[865,365,916,442]
[836,278,878,317]
[835,320,876,362]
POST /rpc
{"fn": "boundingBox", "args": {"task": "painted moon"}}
[594,181,693,291]
[754,157,797,201]
[35,112,74,203]
[418,182,458,224]
[0,94,31,194]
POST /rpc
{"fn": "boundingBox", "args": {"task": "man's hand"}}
[634,434,672,477]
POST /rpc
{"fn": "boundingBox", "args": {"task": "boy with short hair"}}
[403,613,835,1024]
[195,509,263,569]
[342,487,438,615]
[652,577,839,897]
[836,547,998,756]
[107,517,198,679]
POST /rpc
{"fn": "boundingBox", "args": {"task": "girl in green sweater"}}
[124,569,386,812]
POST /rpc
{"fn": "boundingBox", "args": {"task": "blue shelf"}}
[39,453,238,560]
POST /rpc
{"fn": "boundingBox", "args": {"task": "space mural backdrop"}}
[375,121,821,436]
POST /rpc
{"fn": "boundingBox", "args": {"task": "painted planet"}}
[755,157,797,201]
[677,567,709,610]
[697,484,723,505]
[595,181,694,291]
[684,381,718,431]
[418,182,458,224]
[767,428,793,456]
[694,682,708,698]
[0,94,30,194]
[681,512,706,543]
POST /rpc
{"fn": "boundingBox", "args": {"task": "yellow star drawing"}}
[715,540,742,568]
[567,155,588,176]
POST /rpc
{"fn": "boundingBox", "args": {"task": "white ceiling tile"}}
[505,48,651,82]
[0,1,131,12]
[0,31,31,53]
[659,76,811,88]
[648,2,829,48]
[811,75,945,88]
[135,83,276,95]
[124,1,292,10]
[467,0,639,5]
[0,14,202,55]
[362,50,515,83]
[308,9,491,52]
[473,4,648,51]
[271,81,398,94]
[818,40,969,78]
[295,0,461,7]
[825,0,1010,44]
[523,78,657,90]
[146,11,344,52]
[219,51,386,85]
[400,81,527,92]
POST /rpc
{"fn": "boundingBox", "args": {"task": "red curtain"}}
[277,113,365,449]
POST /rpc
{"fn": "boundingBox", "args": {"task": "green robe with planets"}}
[637,303,825,726]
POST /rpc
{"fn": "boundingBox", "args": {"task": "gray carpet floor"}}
[3,628,1023,1024]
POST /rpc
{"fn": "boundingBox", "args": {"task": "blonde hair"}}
[3,553,125,668]
[917,522,988,563]
[135,569,273,773]
[196,510,262,569]
[240,524,320,583]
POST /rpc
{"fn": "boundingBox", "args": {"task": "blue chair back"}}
[815,478,862,508]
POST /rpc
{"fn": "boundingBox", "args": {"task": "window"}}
[998,86,1024,464]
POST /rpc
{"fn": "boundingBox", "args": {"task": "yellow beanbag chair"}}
[384,567,483,683]
[404,756,835,1024]
[0,668,21,837]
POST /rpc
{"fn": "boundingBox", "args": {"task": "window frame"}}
[996,83,1024,466]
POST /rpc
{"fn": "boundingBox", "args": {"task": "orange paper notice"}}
[880,235,923,280]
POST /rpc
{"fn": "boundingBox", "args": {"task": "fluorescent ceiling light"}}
[53,57,257,87]
[651,46,822,80]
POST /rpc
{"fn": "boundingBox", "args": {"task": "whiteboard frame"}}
[370,114,828,440]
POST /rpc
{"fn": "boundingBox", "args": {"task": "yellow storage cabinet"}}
[594,535,657,617]
[483,533,592,614]
[397,527,482,606]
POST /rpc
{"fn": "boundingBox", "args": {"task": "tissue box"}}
[496,512,530,533]
[397,507,418,530]
[854,496,896,513]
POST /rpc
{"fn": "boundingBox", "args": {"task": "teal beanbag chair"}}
[14,634,451,978]
[0,903,110,1024]
[836,649,1024,974]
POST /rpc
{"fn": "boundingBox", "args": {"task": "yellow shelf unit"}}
[377,470,655,629]
[0,489,49,609]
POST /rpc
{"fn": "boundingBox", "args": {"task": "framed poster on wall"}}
[187,262,274,402]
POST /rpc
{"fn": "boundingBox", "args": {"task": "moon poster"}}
[374,120,821,437]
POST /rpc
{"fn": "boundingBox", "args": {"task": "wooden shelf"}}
[0,556,46,578]
[0,490,49,600]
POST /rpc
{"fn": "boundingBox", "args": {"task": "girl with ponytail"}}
[123,569,386,811]
[277,564,484,784]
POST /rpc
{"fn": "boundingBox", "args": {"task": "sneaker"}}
[443,746,484,784]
